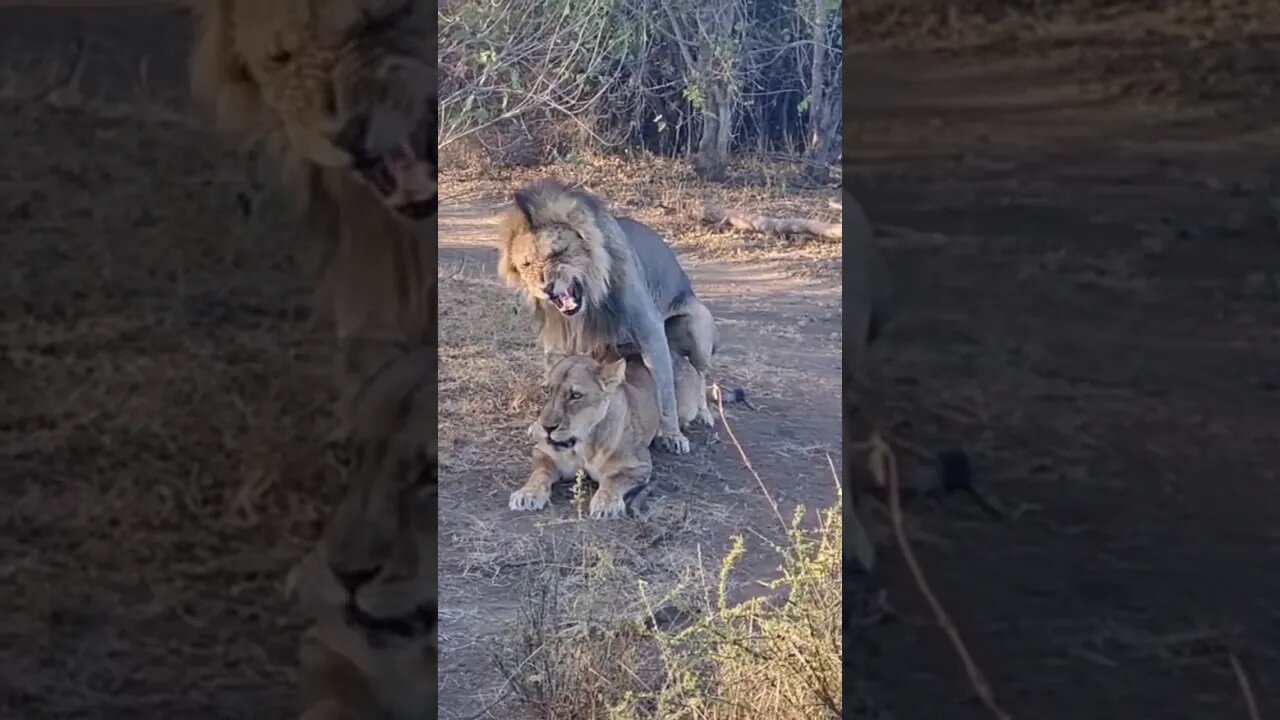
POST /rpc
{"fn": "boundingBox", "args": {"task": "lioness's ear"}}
[190,0,262,133]
[565,207,590,230]
[543,352,569,375]
[599,358,627,390]
[338,337,406,394]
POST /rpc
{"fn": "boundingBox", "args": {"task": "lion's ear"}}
[513,188,536,224]
[599,358,627,391]
[189,0,262,133]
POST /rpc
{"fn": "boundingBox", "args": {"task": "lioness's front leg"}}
[509,445,560,511]
[638,324,690,454]
[590,452,652,519]
[297,631,376,720]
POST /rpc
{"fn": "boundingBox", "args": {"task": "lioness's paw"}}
[509,484,550,511]
[657,430,691,455]
[297,700,355,720]
[694,408,715,428]
[589,490,627,519]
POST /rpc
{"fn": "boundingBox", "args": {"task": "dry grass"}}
[436,262,851,718]
[0,73,337,720]
[849,0,1280,48]
[440,153,843,281]
[487,505,844,720]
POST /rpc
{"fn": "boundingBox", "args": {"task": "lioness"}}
[498,179,717,456]
[288,340,436,720]
[509,352,707,519]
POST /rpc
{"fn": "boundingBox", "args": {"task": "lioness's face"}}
[302,433,436,646]
[537,355,627,448]
[289,341,436,648]
[507,226,595,316]
[196,0,436,219]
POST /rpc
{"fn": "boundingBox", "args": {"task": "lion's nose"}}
[335,112,372,166]
[542,423,558,435]
[333,564,381,594]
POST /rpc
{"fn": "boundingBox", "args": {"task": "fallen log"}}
[691,201,841,240]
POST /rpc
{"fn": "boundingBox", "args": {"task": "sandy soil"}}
[847,33,1280,720]
[433,195,843,717]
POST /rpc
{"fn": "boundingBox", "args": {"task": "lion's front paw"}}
[657,429,691,455]
[589,489,627,519]
[509,483,551,511]
[694,407,715,428]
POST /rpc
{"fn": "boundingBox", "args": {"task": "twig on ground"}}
[457,644,546,720]
[692,201,841,240]
[869,432,1013,720]
[1229,653,1262,720]
[713,382,787,531]
[830,452,876,572]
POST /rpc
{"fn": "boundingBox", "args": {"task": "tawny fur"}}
[497,179,717,456]
[509,353,708,518]
[190,0,436,344]
[287,340,437,720]
[189,4,437,719]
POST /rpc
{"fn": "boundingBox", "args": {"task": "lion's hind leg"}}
[665,298,716,375]
[674,355,714,429]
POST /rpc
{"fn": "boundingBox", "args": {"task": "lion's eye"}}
[268,49,294,66]
[568,391,583,401]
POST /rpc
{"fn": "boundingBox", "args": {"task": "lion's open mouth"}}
[547,279,584,316]
[345,600,436,640]
[546,434,577,450]
[351,127,436,221]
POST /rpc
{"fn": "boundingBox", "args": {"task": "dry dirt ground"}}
[434,185,842,717]
[1,6,336,719]
[3,3,1280,720]
[848,19,1280,720]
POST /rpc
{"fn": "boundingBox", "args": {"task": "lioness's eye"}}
[268,49,293,66]
[568,391,583,400]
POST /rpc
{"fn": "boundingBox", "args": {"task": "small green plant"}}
[494,500,844,720]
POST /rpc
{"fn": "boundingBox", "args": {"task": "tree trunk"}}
[693,69,731,181]
[694,109,728,180]
[802,0,837,182]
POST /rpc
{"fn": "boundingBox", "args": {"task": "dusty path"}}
[435,199,843,718]
[848,45,1280,719]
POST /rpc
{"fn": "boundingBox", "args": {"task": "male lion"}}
[509,352,707,519]
[190,0,437,341]
[287,339,436,720]
[498,179,716,456]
